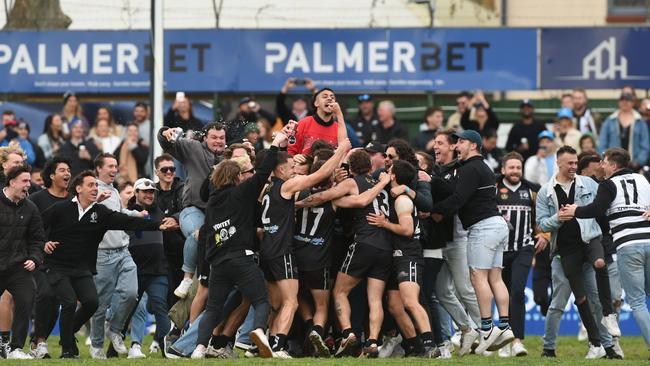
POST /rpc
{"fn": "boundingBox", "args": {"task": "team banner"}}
[0,28,537,93]
[540,27,650,89]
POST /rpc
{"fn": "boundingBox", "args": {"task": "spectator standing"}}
[93,107,123,137]
[37,114,67,159]
[164,94,204,133]
[374,100,408,144]
[130,102,151,145]
[572,89,601,141]
[461,90,499,136]
[61,92,87,130]
[580,134,598,155]
[554,108,582,152]
[13,121,46,168]
[599,93,650,169]
[412,107,443,154]
[114,123,149,182]
[446,91,470,129]
[482,129,504,173]
[57,120,101,177]
[352,94,379,146]
[90,118,123,154]
[505,100,547,160]
[524,130,556,186]
[276,77,316,126]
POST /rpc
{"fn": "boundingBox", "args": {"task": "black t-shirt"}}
[293,189,336,270]
[28,189,69,214]
[260,177,295,260]
[620,124,630,151]
[388,194,422,258]
[554,181,583,255]
[350,174,391,251]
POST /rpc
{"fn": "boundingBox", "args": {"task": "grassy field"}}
[7,335,648,365]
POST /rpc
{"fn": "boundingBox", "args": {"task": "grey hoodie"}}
[157,127,222,210]
[97,179,140,249]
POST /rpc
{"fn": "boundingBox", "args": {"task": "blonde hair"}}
[230,155,251,170]
[0,145,26,165]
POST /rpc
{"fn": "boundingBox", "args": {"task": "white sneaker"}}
[487,327,515,351]
[450,331,462,349]
[89,346,107,359]
[475,327,501,355]
[578,322,588,341]
[174,278,193,298]
[585,343,606,359]
[190,345,206,359]
[7,349,33,359]
[149,340,160,354]
[612,336,625,358]
[107,329,128,354]
[459,328,479,356]
[250,328,273,359]
[378,334,401,358]
[438,342,452,359]
[29,342,50,359]
[128,344,146,359]
[498,343,511,358]
[601,314,621,337]
[272,349,292,359]
[512,341,528,356]
[84,337,91,346]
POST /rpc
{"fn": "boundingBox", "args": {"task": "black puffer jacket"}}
[0,191,45,271]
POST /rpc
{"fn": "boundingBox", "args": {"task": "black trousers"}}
[32,269,59,342]
[0,265,35,351]
[502,246,534,340]
[197,255,270,347]
[532,246,552,316]
[422,257,444,344]
[48,268,98,350]
[117,274,170,345]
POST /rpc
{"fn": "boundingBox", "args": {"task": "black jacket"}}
[156,178,185,259]
[429,160,462,246]
[127,199,167,276]
[431,155,501,229]
[461,107,500,136]
[163,109,204,132]
[0,191,45,271]
[57,139,101,177]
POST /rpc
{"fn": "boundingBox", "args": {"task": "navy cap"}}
[453,130,482,149]
[364,141,386,154]
[520,99,534,108]
[357,94,372,102]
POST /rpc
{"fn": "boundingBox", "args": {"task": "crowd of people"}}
[0,80,649,361]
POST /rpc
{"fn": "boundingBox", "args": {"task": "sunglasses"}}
[159,167,176,174]
[242,168,255,175]
[387,154,396,160]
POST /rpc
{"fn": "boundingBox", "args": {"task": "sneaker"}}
[30,342,50,359]
[191,345,206,359]
[206,344,238,359]
[244,346,259,358]
[0,342,8,359]
[84,337,91,346]
[437,342,452,359]
[585,343,606,359]
[498,343,511,358]
[378,334,401,358]
[106,329,128,354]
[459,328,479,356]
[578,322,588,341]
[164,345,186,359]
[512,341,528,356]
[272,349,292,359]
[359,342,379,358]
[89,345,107,359]
[7,349,33,359]
[612,336,624,358]
[487,327,515,351]
[128,344,146,359]
[475,327,501,355]
[423,345,437,358]
[541,348,556,358]
[309,330,330,357]
[335,332,358,357]
[149,340,160,354]
[174,278,193,298]
[250,328,273,359]
[450,331,462,349]
[234,341,252,351]
[604,346,623,359]
[601,314,621,337]
[60,351,80,359]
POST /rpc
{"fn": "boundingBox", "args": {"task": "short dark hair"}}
[501,151,524,167]
[126,121,139,130]
[204,122,225,134]
[391,160,417,186]
[118,180,133,192]
[42,157,71,188]
[424,106,443,118]
[94,153,117,170]
[458,91,471,99]
[577,155,601,175]
[6,163,31,183]
[556,145,577,158]
[603,147,630,169]
[314,149,334,162]
[223,143,255,162]
[310,140,333,157]
[434,128,457,145]
[134,101,148,109]
[154,153,174,169]
[276,151,291,166]
[2,110,15,116]
[309,160,330,189]
[348,150,371,176]
[69,170,96,195]
[312,88,335,110]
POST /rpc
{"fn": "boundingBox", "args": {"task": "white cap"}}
[133,178,157,191]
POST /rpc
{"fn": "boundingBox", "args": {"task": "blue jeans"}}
[543,256,612,350]
[172,312,204,356]
[617,244,650,350]
[236,306,255,345]
[467,216,508,270]
[179,206,205,274]
[130,293,149,345]
[91,247,138,348]
[608,259,623,310]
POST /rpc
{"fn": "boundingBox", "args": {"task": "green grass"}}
[9,336,648,365]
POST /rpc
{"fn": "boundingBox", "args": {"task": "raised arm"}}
[334,172,390,208]
[296,178,356,208]
[331,102,348,144]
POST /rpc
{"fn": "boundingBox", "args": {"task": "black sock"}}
[365,338,377,347]
[481,317,493,331]
[273,334,287,351]
[269,335,277,350]
[421,332,434,347]
[498,316,510,330]
[342,328,353,339]
[0,331,9,344]
[311,325,324,336]
[211,335,229,349]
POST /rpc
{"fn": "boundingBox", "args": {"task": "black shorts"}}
[261,253,299,282]
[339,242,392,282]
[299,268,331,291]
[387,257,423,291]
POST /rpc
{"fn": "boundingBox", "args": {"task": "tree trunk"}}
[4,0,71,30]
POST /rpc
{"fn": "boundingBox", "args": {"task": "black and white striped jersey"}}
[606,172,650,250]
[496,179,538,252]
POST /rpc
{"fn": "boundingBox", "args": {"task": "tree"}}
[4,0,71,30]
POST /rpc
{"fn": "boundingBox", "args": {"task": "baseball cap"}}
[557,107,573,120]
[520,99,534,108]
[239,97,252,106]
[364,141,386,154]
[538,130,555,141]
[453,130,482,149]
[244,123,259,135]
[133,178,157,191]
[619,92,635,101]
[358,94,373,103]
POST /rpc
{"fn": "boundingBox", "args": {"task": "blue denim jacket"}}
[536,175,602,256]
[598,111,650,166]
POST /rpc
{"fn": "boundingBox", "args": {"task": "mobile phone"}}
[175,91,185,101]
[294,78,306,85]
[341,162,350,173]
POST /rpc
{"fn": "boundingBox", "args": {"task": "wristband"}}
[405,186,411,195]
